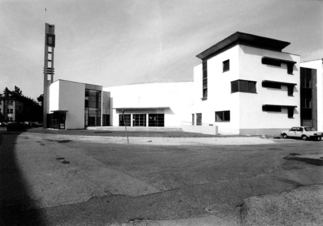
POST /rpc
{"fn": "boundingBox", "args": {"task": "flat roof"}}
[196,32,290,60]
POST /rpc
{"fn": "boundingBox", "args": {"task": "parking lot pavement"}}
[1,130,322,225]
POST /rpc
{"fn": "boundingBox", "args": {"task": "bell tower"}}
[43,23,55,128]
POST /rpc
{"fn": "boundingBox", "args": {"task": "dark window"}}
[196,113,202,126]
[300,68,314,122]
[231,80,256,93]
[119,114,131,126]
[287,86,294,96]
[46,34,55,47]
[223,60,230,72]
[301,108,312,120]
[202,60,207,99]
[262,105,281,112]
[148,114,164,127]
[262,81,295,96]
[288,107,294,118]
[287,64,293,74]
[262,57,295,74]
[215,111,230,122]
[262,58,281,67]
[133,114,146,127]
[262,81,281,89]
[48,25,54,34]
[103,114,110,126]
[192,114,195,126]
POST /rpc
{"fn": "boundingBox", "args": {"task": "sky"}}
[0,0,322,100]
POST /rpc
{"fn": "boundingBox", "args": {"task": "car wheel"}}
[301,135,307,141]
[282,134,288,139]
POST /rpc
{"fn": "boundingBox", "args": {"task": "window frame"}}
[223,59,230,72]
[231,80,257,94]
[202,60,208,100]
[215,111,230,122]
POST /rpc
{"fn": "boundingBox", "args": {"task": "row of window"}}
[1,109,14,113]
[202,56,295,99]
[119,114,165,127]
[0,100,14,105]
[194,106,295,125]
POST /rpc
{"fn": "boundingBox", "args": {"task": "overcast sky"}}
[0,0,322,99]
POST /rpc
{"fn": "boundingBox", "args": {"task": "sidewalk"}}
[30,132,279,146]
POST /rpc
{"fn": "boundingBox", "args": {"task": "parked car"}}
[7,122,27,131]
[281,126,323,140]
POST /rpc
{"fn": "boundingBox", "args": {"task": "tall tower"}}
[43,23,55,128]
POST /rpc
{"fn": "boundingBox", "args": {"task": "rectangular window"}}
[287,86,294,96]
[262,81,281,89]
[148,114,164,127]
[262,57,295,74]
[301,108,312,120]
[262,105,281,112]
[287,64,293,74]
[133,114,146,127]
[262,58,281,67]
[262,81,295,96]
[119,114,131,126]
[223,60,230,72]
[215,111,230,122]
[192,114,195,126]
[202,60,207,99]
[288,107,294,118]
[196,113,202,126]
[231,80,256,93]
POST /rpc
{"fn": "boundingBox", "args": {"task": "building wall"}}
[238,45,300,131]
[193,44,300,135]
[104,82,193,127]
[49,80,85,129]
[300,59,323,131]
[193,45,241,134]
[49,81,59,111]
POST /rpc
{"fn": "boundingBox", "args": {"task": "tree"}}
[1,87,43,123]
[37,94,44,105]
[2,87,11,121]
[14,86,22,96]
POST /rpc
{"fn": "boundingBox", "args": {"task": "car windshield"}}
[304,127,313,131]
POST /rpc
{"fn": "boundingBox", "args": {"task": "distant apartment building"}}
[0,96,23,122]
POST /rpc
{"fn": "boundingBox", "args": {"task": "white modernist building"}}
[192,32,301,135]
[48,79,109,129]
[44,27,322,135]
[104,82,193,128]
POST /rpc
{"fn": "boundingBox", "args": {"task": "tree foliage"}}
[1,86,43,122]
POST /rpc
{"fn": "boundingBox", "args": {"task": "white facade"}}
[193,32,301,135]
[300,59,323,131]
[49,80,86,129]
[43,32,321,135]
[104,82,193,127]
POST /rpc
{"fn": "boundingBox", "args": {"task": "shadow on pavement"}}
[0,131,46,225]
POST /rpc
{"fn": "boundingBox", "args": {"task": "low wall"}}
[181,125,218,135]
[239,128,287,137]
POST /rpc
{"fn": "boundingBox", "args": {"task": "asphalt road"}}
[0,128,322,225]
